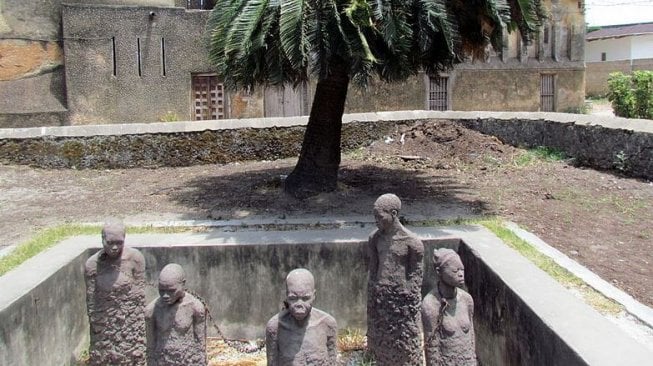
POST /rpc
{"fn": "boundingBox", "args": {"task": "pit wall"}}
[1,227,652,366]
[0,111,651,180]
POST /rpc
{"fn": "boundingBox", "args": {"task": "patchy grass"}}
[0,225,98,276]
[480,218,623,315]
[338,327,367,352]
[343,146,369,160]
[0,224,197,276]
[513,146,567,167]
[552,188,649,221]
[2,219,625,316]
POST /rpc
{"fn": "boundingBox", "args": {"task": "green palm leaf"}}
[280,0,308,70]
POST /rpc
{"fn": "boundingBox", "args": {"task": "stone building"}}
[585,22,653,97]
[0,0,585,127]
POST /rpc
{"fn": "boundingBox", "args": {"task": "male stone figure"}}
[265,268,337,366]
[367,193,424,365]
[145,263,207,366]
[422,248,476,366]
[84,220,146,365]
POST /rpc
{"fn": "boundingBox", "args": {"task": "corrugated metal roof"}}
[586,22,653,41]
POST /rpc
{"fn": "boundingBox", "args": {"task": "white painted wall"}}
[631,34,653,59]
[585,37,631,61]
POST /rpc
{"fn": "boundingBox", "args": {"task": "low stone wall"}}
[458,115,653,180]
[0,111,651,180]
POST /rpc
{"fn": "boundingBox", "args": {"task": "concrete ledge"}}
[505,221,653,329]
[1,111,651,139]
[1,225,652,366]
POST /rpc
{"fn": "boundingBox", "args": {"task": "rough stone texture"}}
[84,224,147,365]
[366,194,424,366]
[0,115,651,180]
[422,248,477,366]
[265,269,337,366]
[146,263,207,366]
[458,117,653,181]
[0,120,398,168]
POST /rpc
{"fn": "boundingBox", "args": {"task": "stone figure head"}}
[284,268,316,322]
[373,193,401,232]
[434,248,465,288]
[158,263,186,306]
[101,220,126,259]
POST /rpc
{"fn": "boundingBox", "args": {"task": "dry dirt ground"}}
[1,119,651,308]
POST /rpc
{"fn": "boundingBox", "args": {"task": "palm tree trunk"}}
[284,59,350,198]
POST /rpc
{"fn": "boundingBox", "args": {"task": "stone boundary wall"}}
[0,111,651,180]
[586,58,653,97]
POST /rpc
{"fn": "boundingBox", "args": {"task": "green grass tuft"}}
[513,146,567,166]
[0,224,198,277]
[479,218,623,314]
[0,225,100,276]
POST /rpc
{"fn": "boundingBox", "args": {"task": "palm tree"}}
[208,0,544,198]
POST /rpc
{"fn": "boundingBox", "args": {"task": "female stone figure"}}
[421,248,477,366]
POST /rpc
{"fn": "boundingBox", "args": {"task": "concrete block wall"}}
[2,227,652,366]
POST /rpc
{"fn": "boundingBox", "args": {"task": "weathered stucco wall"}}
[586,58,653,97]
[451,65,585,113]
[346,75,426,113]
[0,0,67,124]
[62,4,262,124]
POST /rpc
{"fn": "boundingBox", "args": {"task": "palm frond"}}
[207,0,246,76]
[507,0,545,42]
[280,0,308,70]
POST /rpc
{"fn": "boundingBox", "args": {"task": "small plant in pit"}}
[613,150,629,173]
[159,111,180,122]
[513,146,567,166]
[338,328,367,352]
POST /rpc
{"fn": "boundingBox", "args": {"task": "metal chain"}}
[91,262,262,353]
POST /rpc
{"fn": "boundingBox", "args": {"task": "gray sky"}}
[585,0,653,26]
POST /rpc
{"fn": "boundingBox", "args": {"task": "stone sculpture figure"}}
[145,263,207,366]
[84,220,147,365]
[265,268,337,366]
[366,193,424,366]
[421,248,477,366]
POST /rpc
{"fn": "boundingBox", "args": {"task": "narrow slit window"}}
[111,37,117,76]
[160,38,166,76]
[137,38,142,77]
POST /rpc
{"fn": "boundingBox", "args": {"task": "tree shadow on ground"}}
[168,162,492,221]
